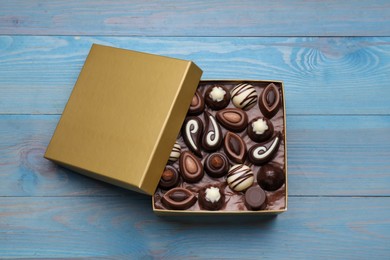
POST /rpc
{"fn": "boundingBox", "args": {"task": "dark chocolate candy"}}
[188,90,204,116]
[182,116,203,157]
[223,132,247,164]
[259,83,281,119]
[158,165,180,190]
[248,132,282,165]
[179,151,204,183]
[247,117,274,143]
[204,152,229,178]
[245,186,267,210]
[198,185,225,211]
[227,164,254,192]
[204,85,230,110]
[216,108,248,132]
[231,83,258,110]
[257,163,285,191]
[161,187,197,210]
[202,111,223,152]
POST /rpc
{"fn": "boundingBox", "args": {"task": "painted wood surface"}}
[0,0,390,36]
[1,36,390,115]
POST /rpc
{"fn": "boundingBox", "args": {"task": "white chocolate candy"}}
[227,164,254,192]
[168,142,181,162]
[231,83,258,110]
[252,118,268,134]
[209,86,226,102]
[205,186,221,203]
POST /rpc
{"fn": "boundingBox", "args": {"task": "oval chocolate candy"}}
[181,116,203,157]
[179,151,204,183]
[231,83,258,110]
[216,108,248,132]
[161,187,197,210]
[188,90,204,116]
[248,132,282,165]
[204,152,229,178]
[223,132,247,164]
[245,186,267,210]
[226,164,254,192]
[259,83,281,119]
[202,111,223,152]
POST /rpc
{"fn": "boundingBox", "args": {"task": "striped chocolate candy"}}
[226,164,254,192]
[168,142,181,163]
[231,83,258,110]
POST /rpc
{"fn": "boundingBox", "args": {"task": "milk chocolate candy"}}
[202,111,223,152]
[245,186,267,210]
[257,163,285,191]
[224,132,247,164]
[231,83,258,110]
[216,108,248,132]
[248,132,282,165]
[179,151,204,183]
[204,85,230,110]
[161,187,197,210]
[259,83,281,119]
[188,90,204,116]
[204,152,229,178]
[247,117,274,143]
[227,164,254,192]
[198,185,225,211]
[158,165,180,190]
[182,116,203,157]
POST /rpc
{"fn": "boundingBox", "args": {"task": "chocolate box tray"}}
[153,80,288,215]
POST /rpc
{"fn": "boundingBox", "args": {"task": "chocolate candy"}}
[257,163,285,191]
[182,116,203,157]
[259,83,281,119]
[231,83,258,110]
[198,185,225,210]
[188,90,204,116]
[247,117,274,143]
[204,85,230,110]
[158,165,180,190]
[204,152,229,178]
[248,132,282,165]
[179,151,204,183]
[216,108,248,132]
[202,111,223,152]
[224,132,247,164]
[161,187,197,210]
[227,164,254,192]
[168,142,181,163]
[245,186,267,210]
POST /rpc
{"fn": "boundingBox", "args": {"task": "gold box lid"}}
[44,44,203,195]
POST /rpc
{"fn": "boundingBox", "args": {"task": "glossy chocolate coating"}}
[231,83,258,110]
[158,165,180,190]
[248,132,282,165]
[257,164,285,191]
[181,116,203,157]
[161,187,197,210]
[259,83,281,119]
[168,142,181,163]
[204,152,229,178]
[188,90,205,116]
[223,132,247,164]
[179,151,204,183]
[247,117,274,143]
[245,186,267,210]
[216,108,248,132]
[227,164,254,192]
[202,111,223,152]
[204,85,230,110]
[198,185,225,210]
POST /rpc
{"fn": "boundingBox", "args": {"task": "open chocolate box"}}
[45,44,287,216]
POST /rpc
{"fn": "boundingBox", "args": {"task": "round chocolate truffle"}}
[204,152,229,178]
[168,142,181,163]
[158,165,180,190]
[247,117,274,143]
[198,185,225,211]
[227,164,254,192]
[231,83,258,110]
[204,85,230,110]
[245,186,267,210]
[257,164,285,191]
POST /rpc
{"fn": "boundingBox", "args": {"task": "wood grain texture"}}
[1,36,390,115]
[1,115,389,197]
[0,196,389,258]
[0,0,390,36]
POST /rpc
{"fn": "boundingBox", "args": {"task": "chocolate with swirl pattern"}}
[202,111,223,152]
[181,116,203,157]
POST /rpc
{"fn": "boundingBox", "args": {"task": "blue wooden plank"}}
[1,36,390,115]
[0,115,389,196]
[0,1,389,36]
[0,196,389,258]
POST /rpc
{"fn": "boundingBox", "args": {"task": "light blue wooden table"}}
[1,1,389,259]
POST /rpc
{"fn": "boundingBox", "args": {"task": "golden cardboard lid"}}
[44,44,202,195]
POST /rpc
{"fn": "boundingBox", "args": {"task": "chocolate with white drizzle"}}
[202,111,223,152]
[231,83,258,110]
[259,83,281,119]
[248,132,282,165]
[181,116,203,157]
[168,142,181,163]
[227,164,254,192]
